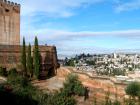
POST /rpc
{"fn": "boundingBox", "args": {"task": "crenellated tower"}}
[0,1,58,78]
[0,0,20,45]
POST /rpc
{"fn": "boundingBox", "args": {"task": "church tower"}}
[0,0,20,45]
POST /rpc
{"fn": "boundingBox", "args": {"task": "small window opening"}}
[5,9,9,12]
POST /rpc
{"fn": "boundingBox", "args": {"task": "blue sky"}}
[12,0,140,57]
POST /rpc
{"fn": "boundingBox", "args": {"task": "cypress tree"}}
[33,36,40,79]
[27,43,33,79]
[21,37,27,76]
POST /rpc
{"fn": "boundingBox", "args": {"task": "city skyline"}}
[12,0,140,56]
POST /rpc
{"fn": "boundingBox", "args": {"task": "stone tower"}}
[0,0,20,45]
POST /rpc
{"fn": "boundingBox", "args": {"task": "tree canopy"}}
[125,82,140,98]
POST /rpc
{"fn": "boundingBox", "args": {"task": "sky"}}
[11,0,140,57]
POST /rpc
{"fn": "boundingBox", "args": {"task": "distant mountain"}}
[58,54,75,59]
[57,49,140,59]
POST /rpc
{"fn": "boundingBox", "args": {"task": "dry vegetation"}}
[32,67,126,105]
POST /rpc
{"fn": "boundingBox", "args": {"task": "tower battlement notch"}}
[0,0,20,7]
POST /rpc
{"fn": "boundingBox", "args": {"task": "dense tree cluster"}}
[20,37,41,79]
[64,57,75,67]
[86,60,96,65]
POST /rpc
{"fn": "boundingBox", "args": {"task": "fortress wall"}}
[0,45,58,70]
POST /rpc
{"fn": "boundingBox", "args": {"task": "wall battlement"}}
[0,0,20,7]
[0,0,20,13]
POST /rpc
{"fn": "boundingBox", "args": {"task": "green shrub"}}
[1,72,78,105]
[0,84,5,92]
[0,83,38,105]
[8,68,18,76]
[113,101,121,105]
[74,81,85,96]
[7,69,29,88]
[8,75,29,88]
[125,100,136,105]
[125,82,140,98]
[63,73,85,96]
[39,92,76,105]
[54,95,76,105]
[0,67,7,77]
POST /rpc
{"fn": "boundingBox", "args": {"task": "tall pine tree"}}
[27,43,33,79]
[21,37,27,76]
[33,36,40,79]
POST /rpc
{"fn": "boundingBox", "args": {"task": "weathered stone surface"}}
[0,45,58,71]
[0,0,20,45]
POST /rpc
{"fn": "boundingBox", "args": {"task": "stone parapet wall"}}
[0,45,58,71]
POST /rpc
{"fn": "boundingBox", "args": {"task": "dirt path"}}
[32,67,72,92]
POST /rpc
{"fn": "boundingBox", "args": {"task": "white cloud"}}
[12,0,140,14]
[115,0,140,12]
[12,0,103,17]
[21,28,140,44]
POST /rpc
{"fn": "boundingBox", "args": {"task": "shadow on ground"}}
[0,87,38,105]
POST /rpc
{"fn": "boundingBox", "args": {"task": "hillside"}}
[32,67,126,105]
